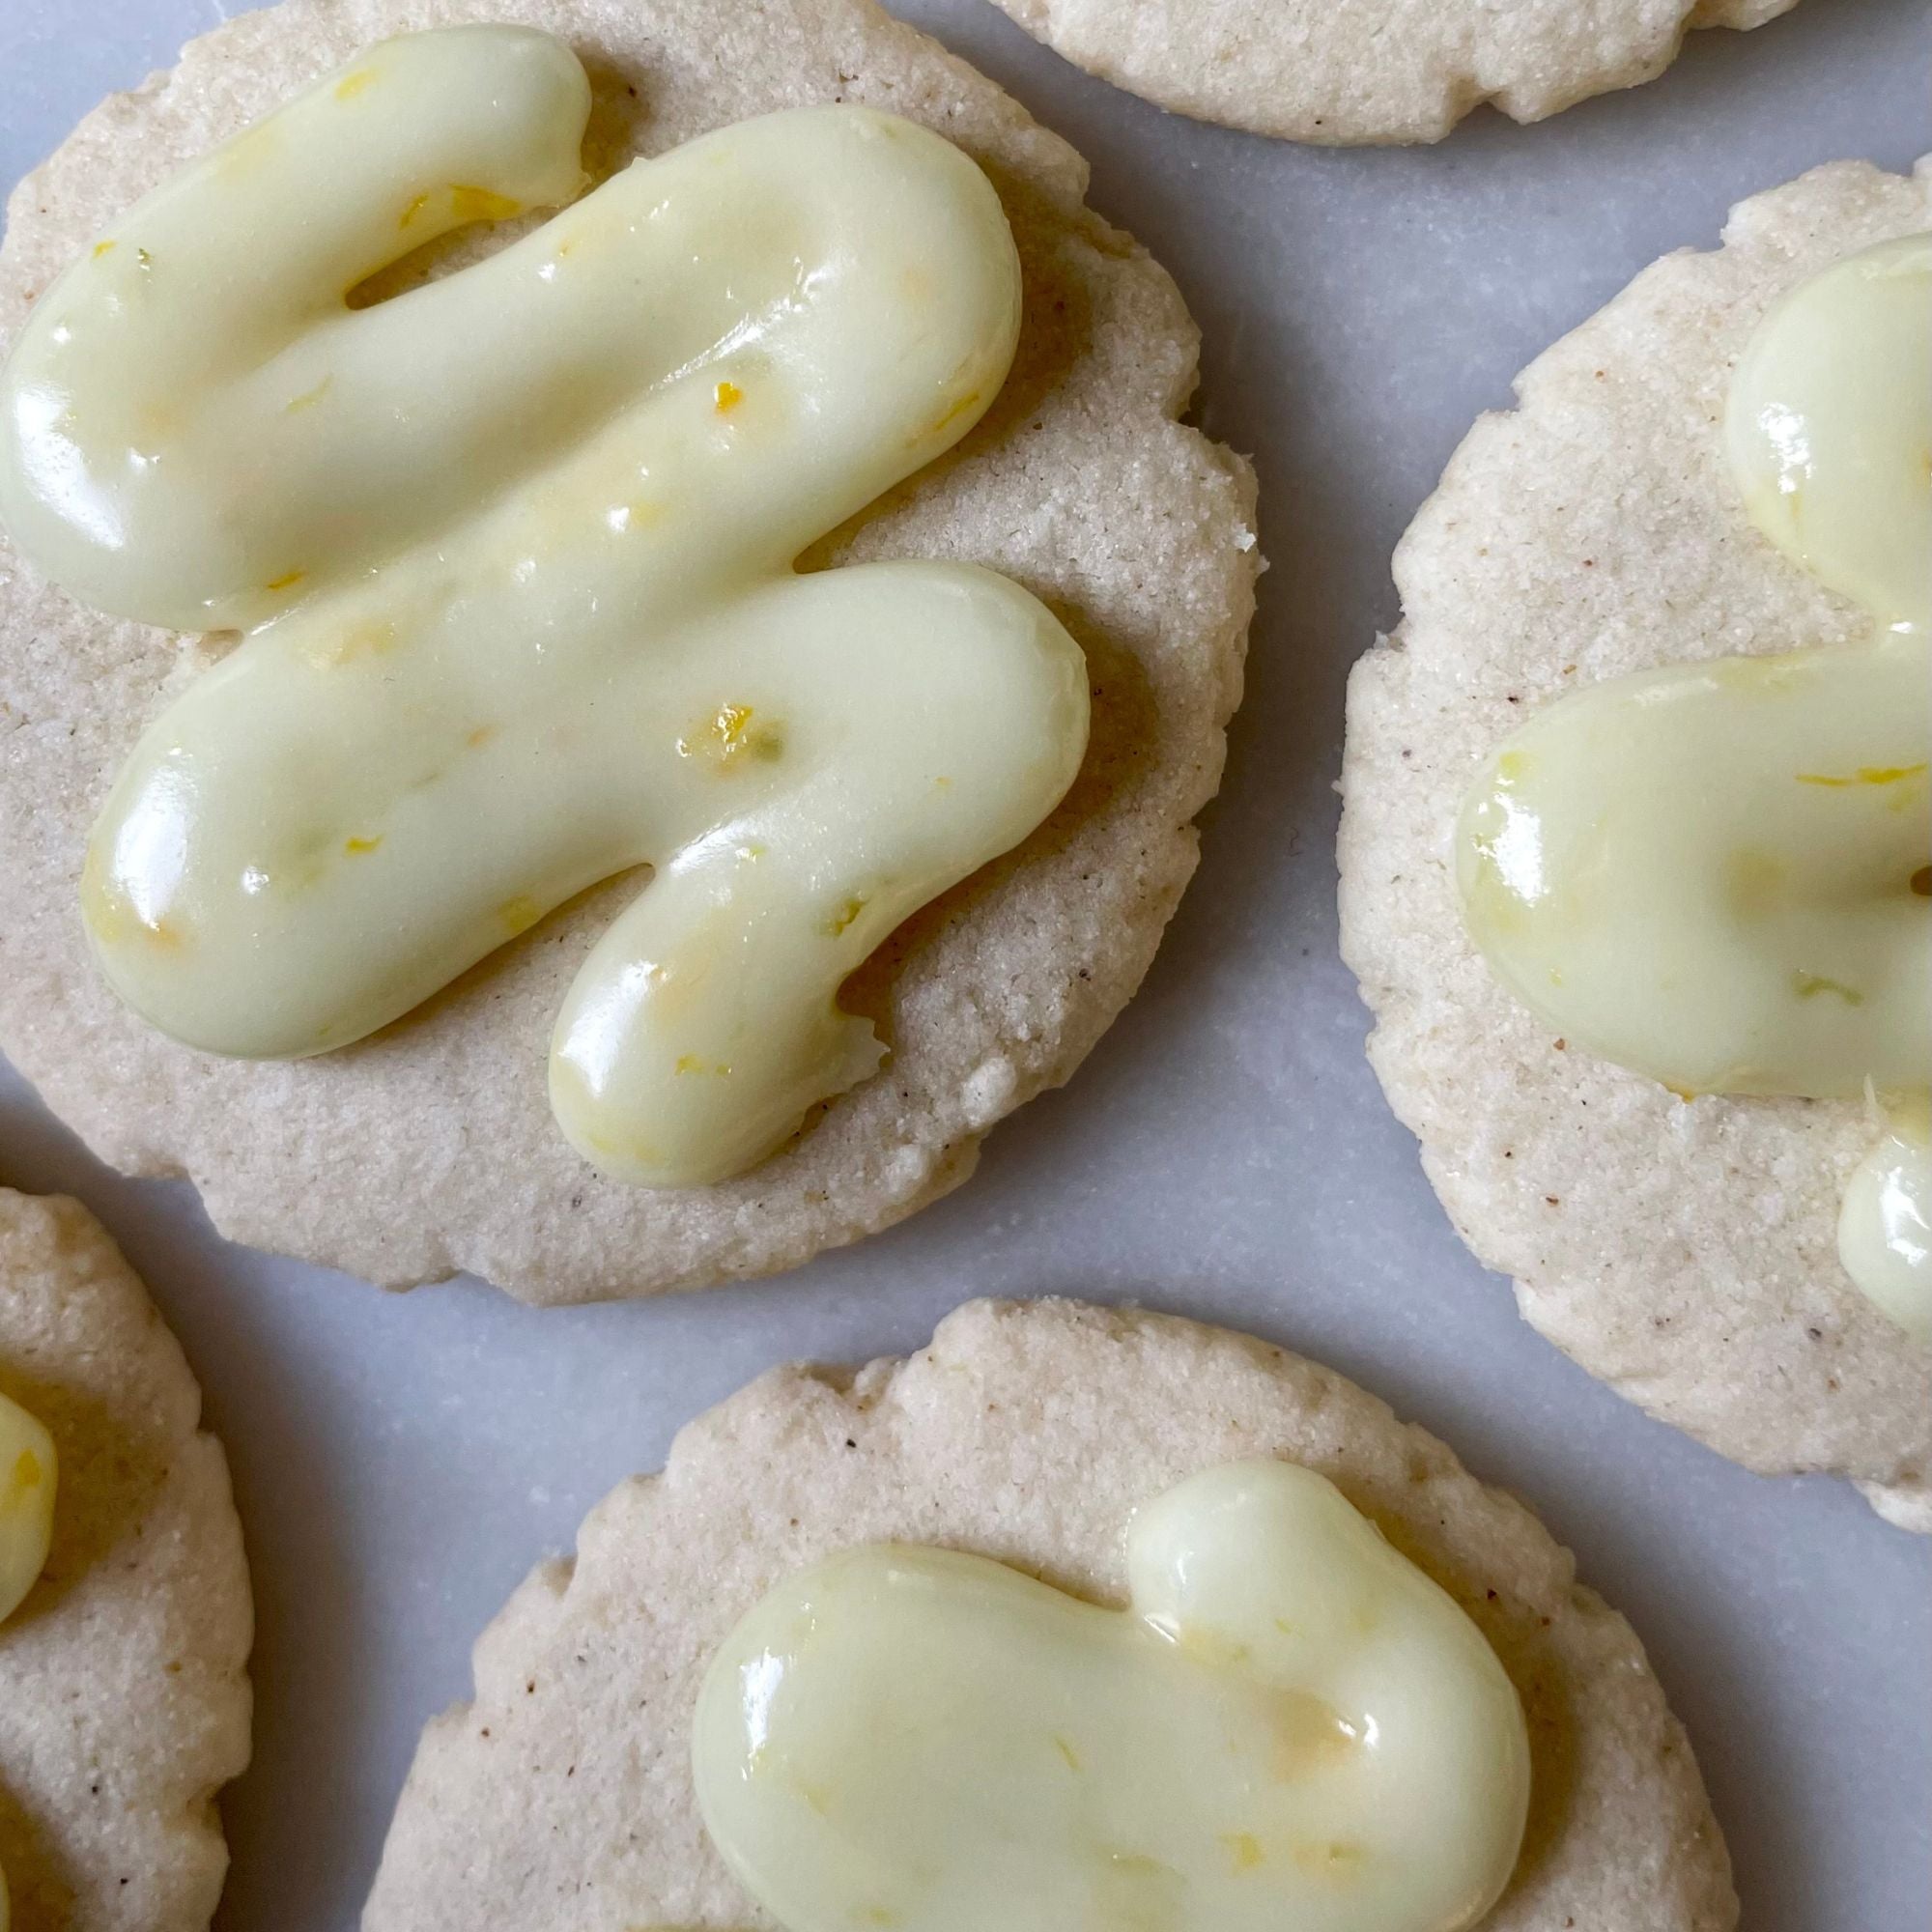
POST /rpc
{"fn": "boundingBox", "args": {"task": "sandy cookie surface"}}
[1339,157,1932,1530]
[366,1297,1734,1930]
[988,0,1793,145]
[0,0,1258,1304]
[0,1188,251,1930]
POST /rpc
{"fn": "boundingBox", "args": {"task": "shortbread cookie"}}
[1340,157,1932,1530]
[366,1299,1735,1930]
[0,0,1259,1303]
[0,1188,252,1929]
[987,0,1794,145]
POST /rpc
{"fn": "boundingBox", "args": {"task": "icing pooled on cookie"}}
[0,1391,54,1932]
[1457,233,1931,1339]
[1838,1098,1932,1344]
[0,26,1089,1188]
[1726,235,1929,628]
[0,1389,54,1626]
[1455,639,1925,1095]
[693,1459,1529,1932]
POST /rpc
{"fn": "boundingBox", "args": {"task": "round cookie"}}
[985,0,1794,146]
[0,1187,251,1929]
[365,1297,1735,1930]
[0,0,1259,1304]
[1339,157,1932,1530]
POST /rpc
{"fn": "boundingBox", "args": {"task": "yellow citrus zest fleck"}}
[6,1447,43,1503]
[399,185,521,229]
[714,380,744,413]
[334,68,378,101]
[92,240,116,260]
[1220,1833,1264,1873]
[678,703,783,767]
[1795,762,1927,787]
[823,895,868,937]
[120,907,189,951]
[448,184,522,225]
[1794,973,1864,1005]
[344,835,383,856]
[265,569,306,593]
[912,388,981,444]
[306,618,397,669]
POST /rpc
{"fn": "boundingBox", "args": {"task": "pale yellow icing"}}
[0,27,1089,1186]
[0,1391,55,1929]
[694,1460,1530,1932]
[1458,232,1931,1334]
[0,1389,55,1625]
[1457,633,1926,1099]
[1725,234,1930,632]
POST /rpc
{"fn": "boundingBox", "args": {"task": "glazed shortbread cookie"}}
[366,1299,1735,1930]
[0,0,1258,1303]
[0,1188,251,1929]
[987,0,1794,145]
[1340,158,1932,1529]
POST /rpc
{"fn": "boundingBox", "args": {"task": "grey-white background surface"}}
[1,0,1929,1925]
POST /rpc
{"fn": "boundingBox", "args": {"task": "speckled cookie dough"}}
[366,1298,1735,1931]
[0,0,1259,1304]
[986,0,1794,145]
[0,1188,251,1930]
[1340,157,1932,1530]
